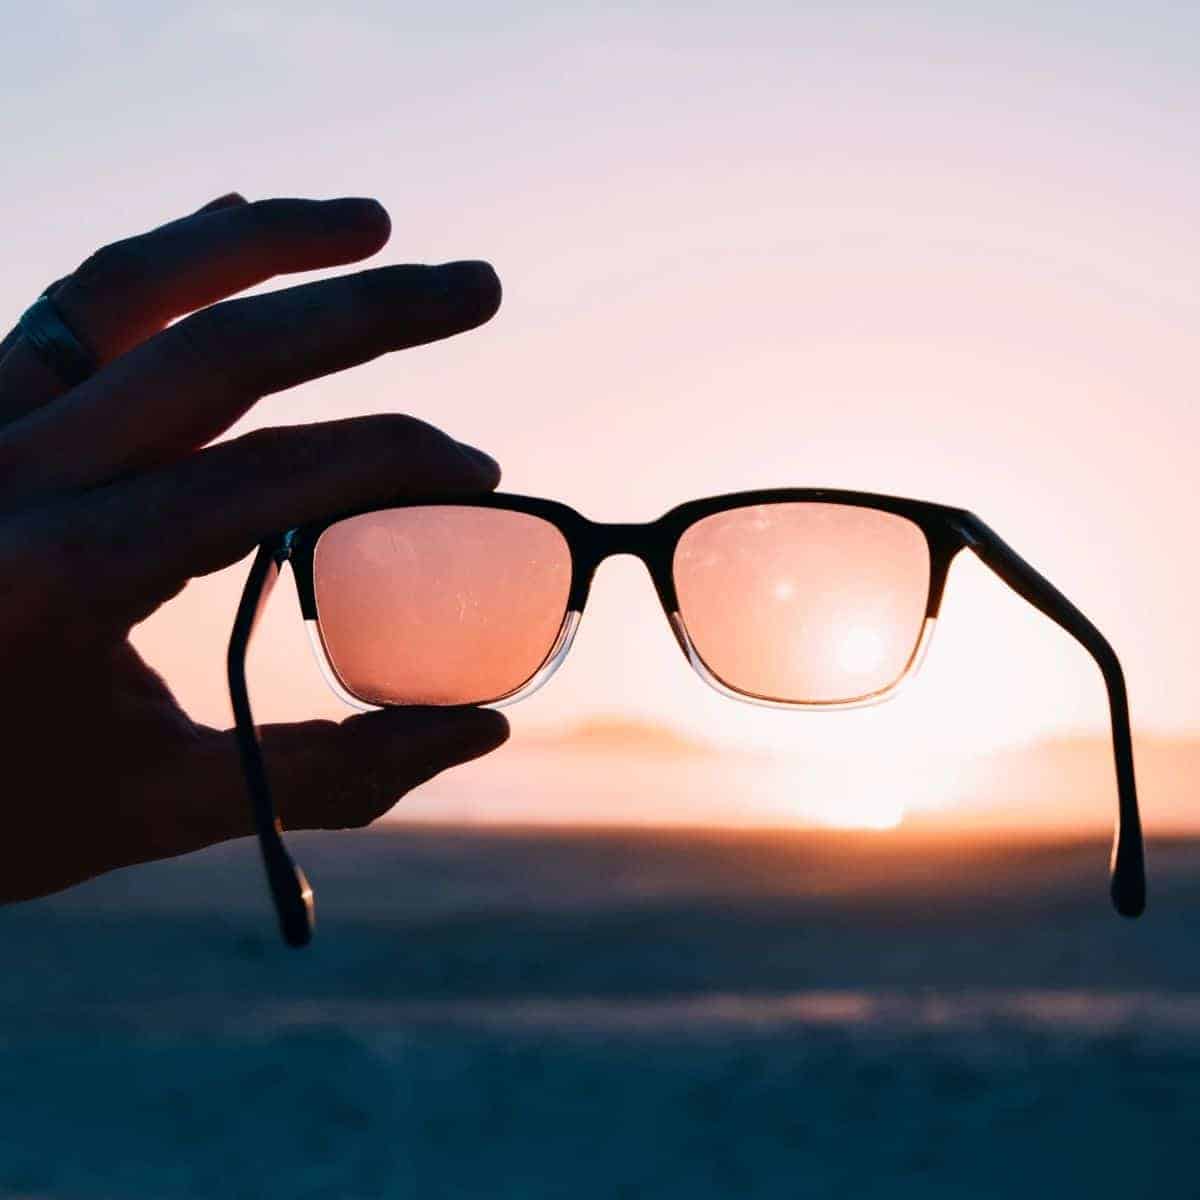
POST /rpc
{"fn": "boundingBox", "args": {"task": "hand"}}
[0,193,509,903]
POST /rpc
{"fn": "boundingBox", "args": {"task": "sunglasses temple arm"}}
[227,543,315,948]
[962,516,1145,918]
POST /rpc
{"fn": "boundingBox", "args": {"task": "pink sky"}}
[4,3,1198,828]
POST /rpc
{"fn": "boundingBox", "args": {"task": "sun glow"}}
[830,803,904,831]
[756,755,909,831]
[833,623,888,678]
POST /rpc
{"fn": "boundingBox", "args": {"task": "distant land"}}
[398,716,1200,835]
[519,715,728,758]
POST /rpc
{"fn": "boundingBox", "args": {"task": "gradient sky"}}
[3,2,1198,825]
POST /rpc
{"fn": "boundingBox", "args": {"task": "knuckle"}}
[162,301,242,391]
[173,296,233,349]
[240,197,292,238]
[223,415,457,495]
[72,236,151,299]
[229,426,318,481]
[47,237,154,356]
[356,414,466,481]
[371,412,437,450]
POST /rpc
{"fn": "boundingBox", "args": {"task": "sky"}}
[3,1,1198,829]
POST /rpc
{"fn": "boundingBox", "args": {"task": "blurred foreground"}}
[2,826,1198,1198]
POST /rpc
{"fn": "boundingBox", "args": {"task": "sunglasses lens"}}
[672,502,931,703]
[313,507,572,705]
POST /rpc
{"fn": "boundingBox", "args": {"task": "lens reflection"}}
[673,502,931,703]
[314,507,572,706]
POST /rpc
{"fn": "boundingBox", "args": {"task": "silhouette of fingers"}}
[0,195,392,423]
[8,414,500,636]
[0,274,71,365]
[0,261,501,500]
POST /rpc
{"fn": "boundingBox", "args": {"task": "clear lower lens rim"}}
[669,613,938,711]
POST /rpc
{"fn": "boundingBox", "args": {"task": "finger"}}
[0,274,70,365]
[11,414,502,636]
[0,195,392,423]
[122,707,510,873]
[0,261,501,498]
[267,707,510,832]
[0,327,20,365]
[194,191,248,215]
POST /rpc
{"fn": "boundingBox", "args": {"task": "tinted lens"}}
[313,507,572,706]
[672,502,931,703]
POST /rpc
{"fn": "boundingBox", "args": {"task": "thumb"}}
[170,707,509,857]
[264,706,510,832]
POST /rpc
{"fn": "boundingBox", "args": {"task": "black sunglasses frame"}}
[229,488,1145,947]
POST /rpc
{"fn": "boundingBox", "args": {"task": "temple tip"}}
[279,864,315,947]
[263,842,315,947]
[1110,868,1146,919]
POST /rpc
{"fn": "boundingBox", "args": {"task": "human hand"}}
[0,193,509,902]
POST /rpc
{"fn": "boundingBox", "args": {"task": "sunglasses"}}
[229,489,1145,946]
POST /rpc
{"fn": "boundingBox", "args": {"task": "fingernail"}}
[455,440,501,483]
[321,197,391,238]
[443,708,511,758]
[197,192,247,214]
[430,260,502,325]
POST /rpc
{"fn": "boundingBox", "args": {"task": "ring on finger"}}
[17,293,99,388]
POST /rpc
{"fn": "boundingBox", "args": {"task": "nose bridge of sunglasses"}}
[573,522,678,612]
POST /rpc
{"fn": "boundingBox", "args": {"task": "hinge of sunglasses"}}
[275,528,298,564]
[951,519,983,549]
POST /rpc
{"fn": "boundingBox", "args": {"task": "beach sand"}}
[2,826,1197,1198]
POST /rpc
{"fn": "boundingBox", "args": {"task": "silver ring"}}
[17,293,98,387]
